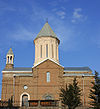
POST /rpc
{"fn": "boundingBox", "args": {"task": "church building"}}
[1,22,94,108]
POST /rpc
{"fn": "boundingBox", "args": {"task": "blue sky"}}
[0,0,100,96]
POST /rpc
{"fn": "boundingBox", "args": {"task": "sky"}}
[0,0,100,97]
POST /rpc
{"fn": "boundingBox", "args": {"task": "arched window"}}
[45,95,52,100]
[46,44,48,57]
[47,72,50,82]
[10,56,12,63]
[8,56,9,63]
[10,56,12,60]
[40,45,42,58]
[52,44,54,58]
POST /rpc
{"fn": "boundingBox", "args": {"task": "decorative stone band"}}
[13,73,33,77]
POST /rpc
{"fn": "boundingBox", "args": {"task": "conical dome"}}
[34,22,60,66]
[7,48,14,55]
[35,22,59,43]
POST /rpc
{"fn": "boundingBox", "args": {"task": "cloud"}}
[0,7,16,12]
[73,8,82,18]
[59,0,69,2]
[52,7,66,19]
[27,5,77,51]
[48,1,58,7]
[32,7,77,50]
[15,5,77,51]
[0,1,79,51]
[0,1,16,12]
[56,11,66,19]
[10,27,35,41]
[49,0,68,7]
[49,0,67,19]
[72,8,87,23]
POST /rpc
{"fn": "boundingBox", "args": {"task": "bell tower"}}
[34,22,60,66]
[5,48,14,69]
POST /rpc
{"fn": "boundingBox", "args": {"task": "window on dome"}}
[40,45,42,58]
[52,44,54,58]
[46,44,48,58]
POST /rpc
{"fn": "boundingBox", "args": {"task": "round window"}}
[24,85,28,90]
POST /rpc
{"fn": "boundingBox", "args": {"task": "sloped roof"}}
[64,67,92,72]
[63,73,94,77]
[2,67,32,72]
[7,48,14,55]
[35,22,59,42]
[3,66,92,73]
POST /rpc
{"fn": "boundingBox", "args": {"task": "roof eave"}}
[63,74,95,77]
[64,70,92,72]
[32,58,64,68]
[34,36,60,44]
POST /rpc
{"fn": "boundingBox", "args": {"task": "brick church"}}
[1,22,94,108]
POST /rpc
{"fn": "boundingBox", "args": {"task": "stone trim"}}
[33,58,64,68]
[20,92,30,106]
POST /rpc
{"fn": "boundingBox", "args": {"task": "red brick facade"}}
[1,22,94,108]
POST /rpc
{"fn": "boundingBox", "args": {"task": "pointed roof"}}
[7,48,14,55]
[35,22,60,43]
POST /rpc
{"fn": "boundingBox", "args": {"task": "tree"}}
[60,77,81,109]
[8,96,13,109]
[89,71,100,109]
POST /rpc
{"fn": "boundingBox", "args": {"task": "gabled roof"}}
[33,58,64,68]
[7,48,14,55]
[64,67,92,72]
[35,22,59,42]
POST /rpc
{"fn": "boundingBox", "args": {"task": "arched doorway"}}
[22,94,28,107]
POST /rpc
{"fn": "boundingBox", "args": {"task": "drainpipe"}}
[82,74,84,106]
[13,74,16,106]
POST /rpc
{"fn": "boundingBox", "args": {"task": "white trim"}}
[64,71,91,72]
[20,92,30,107]
[2,71,32,73]
[33,58,64,68]
[13,74,33,77]
[63,74,95,77]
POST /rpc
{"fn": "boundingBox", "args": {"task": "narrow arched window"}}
[10,56,12,64]
[52,44,54,58]
[40,45,42,58]
[8,56,9,63]
[10,56,12,60]
[46,44,48,57]
[47,72,50,82]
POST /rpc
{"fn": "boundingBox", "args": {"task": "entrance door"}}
[22,94,28,107]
